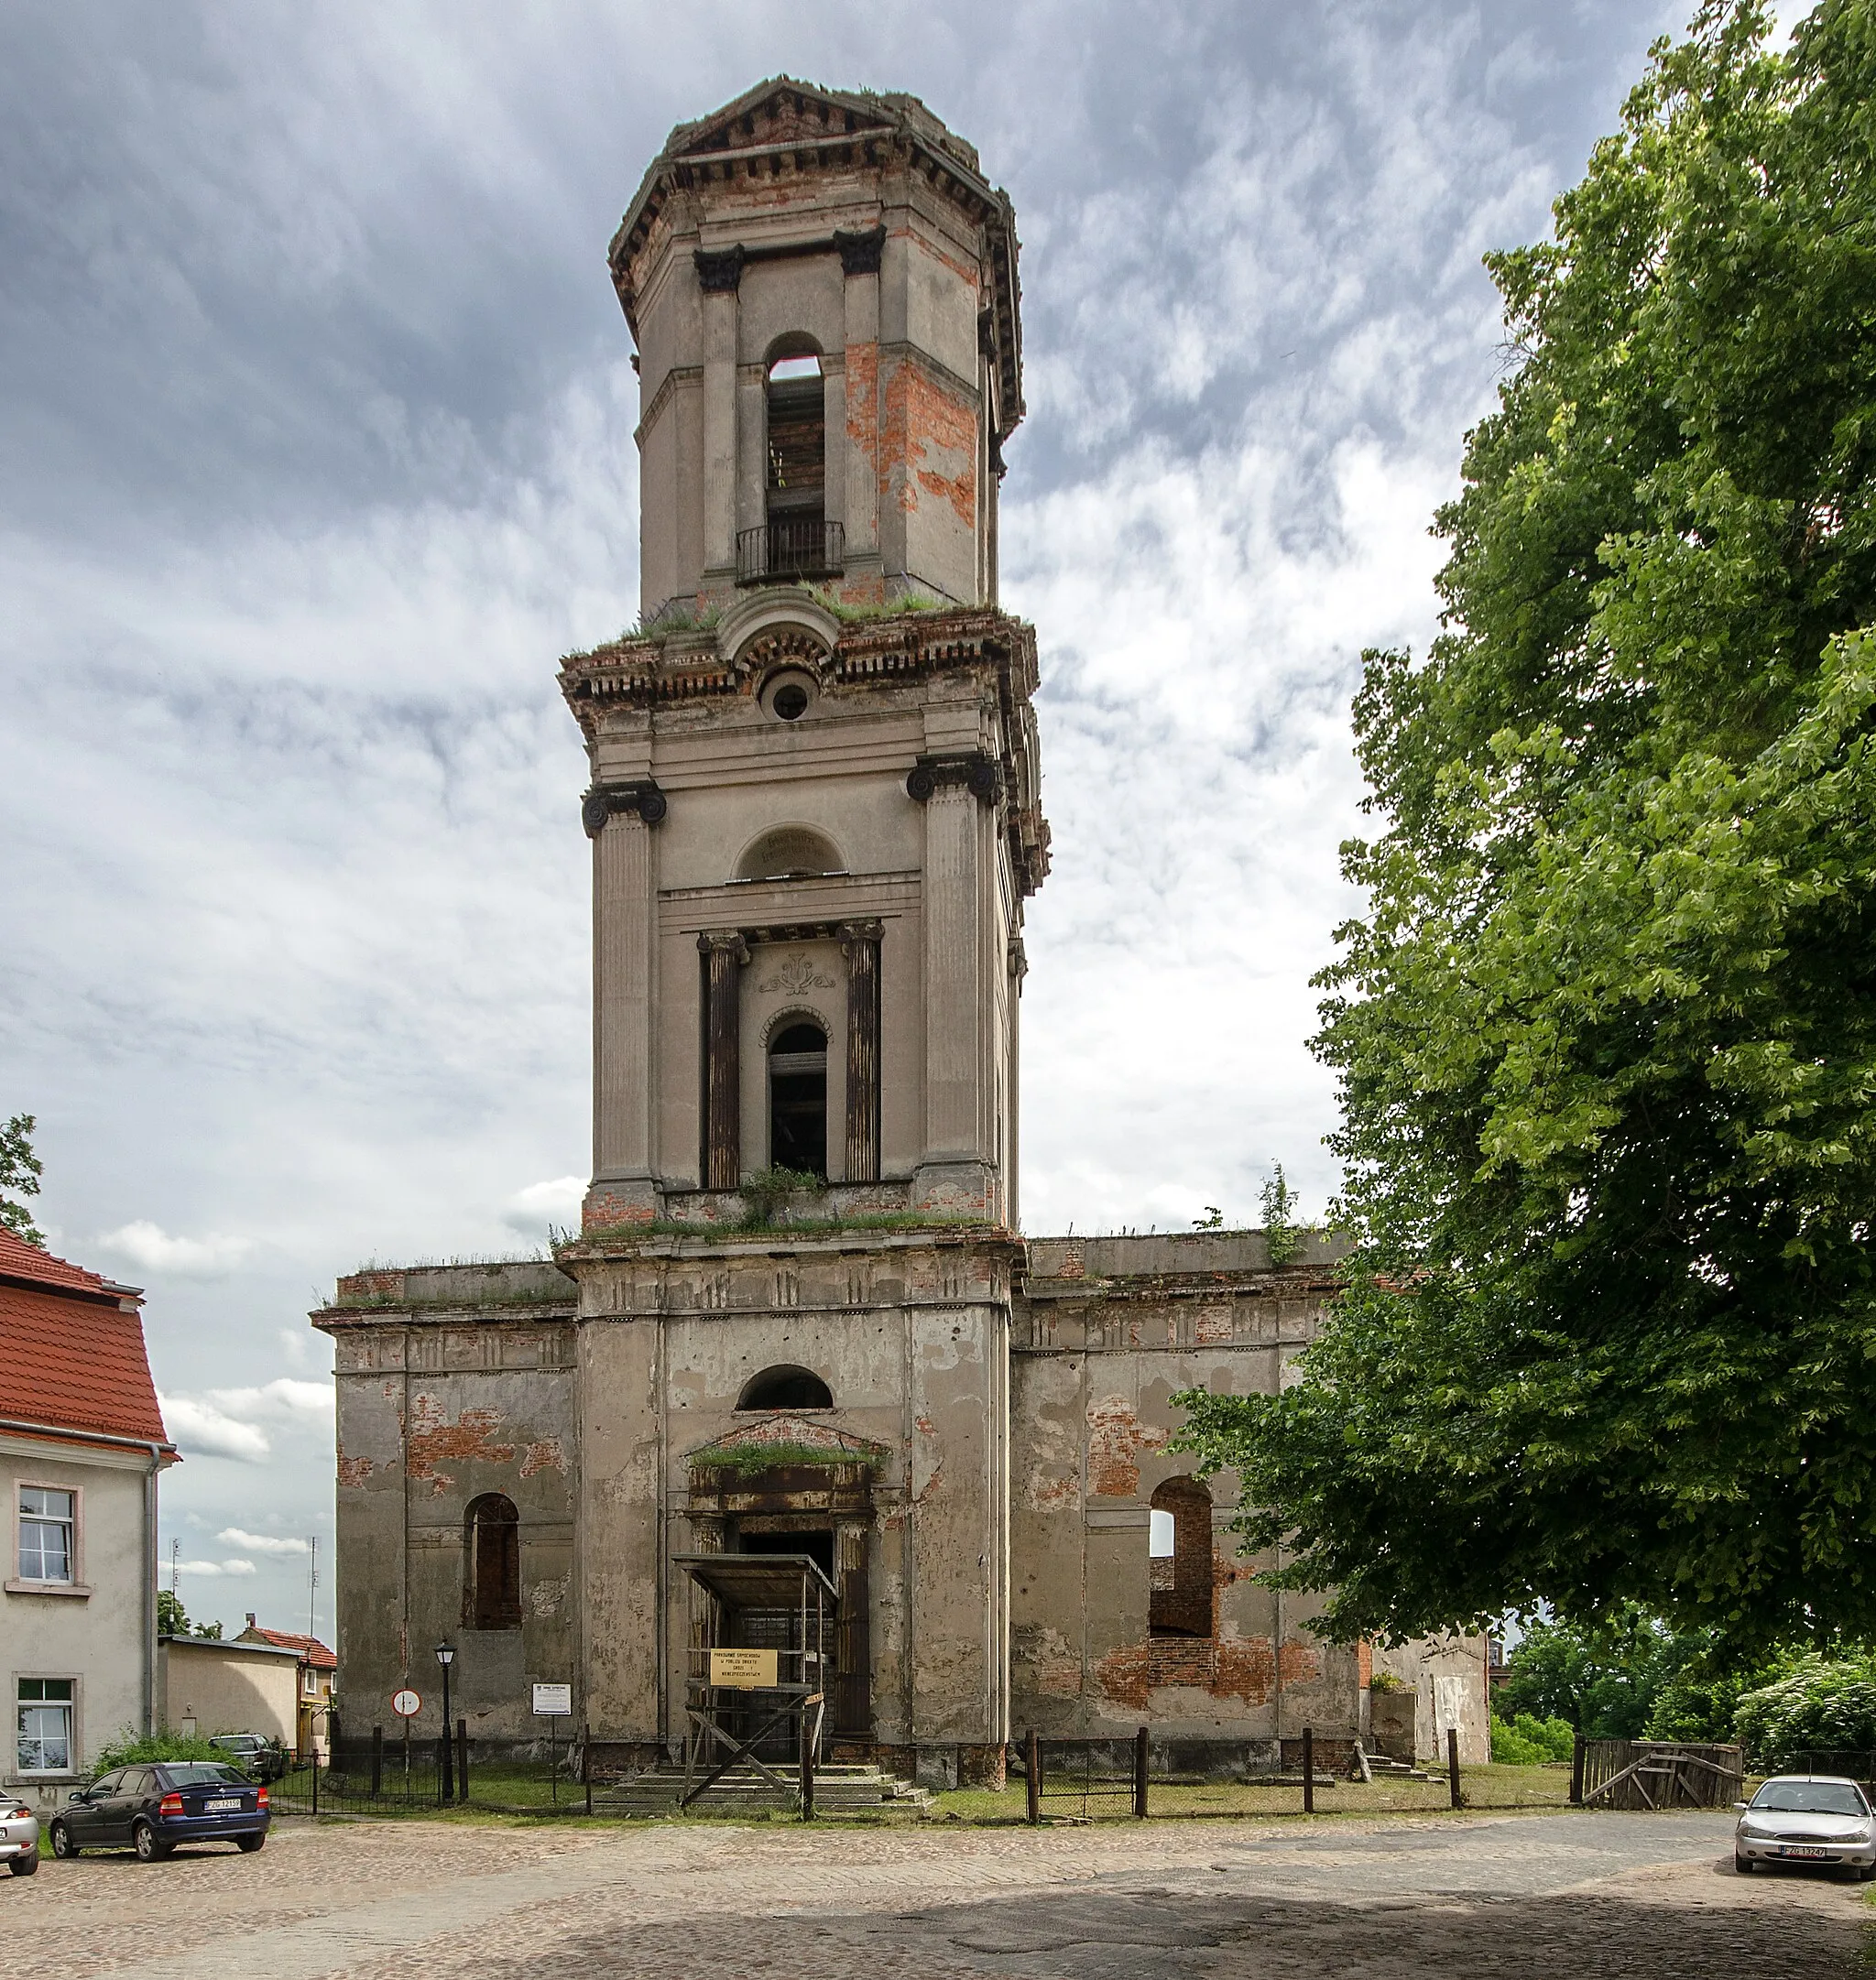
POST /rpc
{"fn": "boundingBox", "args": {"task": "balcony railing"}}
[737,517,844,585]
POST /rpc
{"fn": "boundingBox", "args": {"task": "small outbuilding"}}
[157,1635,299,1750]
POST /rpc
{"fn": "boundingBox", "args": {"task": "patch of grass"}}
[930,1766,1575,1825]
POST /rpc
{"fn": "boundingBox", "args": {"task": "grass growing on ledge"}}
[689,1442,887,1475]
[557,1211,999,1251]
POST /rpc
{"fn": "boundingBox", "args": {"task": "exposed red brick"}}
[1086,1394,1166,1498]
[1213,1637,1277,1706]
[406,1394,515,1489]
[1358,1638,1374,1688]
[520,1439,566,1478]
[336,1449,375,1488]
[1278,1639,1322,1685]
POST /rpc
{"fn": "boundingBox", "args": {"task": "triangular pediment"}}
[685,1412,889,1473]
[671,77,895,159]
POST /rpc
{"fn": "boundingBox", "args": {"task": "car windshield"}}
[1751,1781,1869,1816]
[158,1765,247,1787]
[212,1736,256,1749]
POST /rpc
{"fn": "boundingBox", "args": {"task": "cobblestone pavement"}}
[5,1809,1867,1978]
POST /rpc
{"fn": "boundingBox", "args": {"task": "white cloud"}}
[174,1557,259,1577]
[159,1378,333,1462]
[218,1527,311,1555]
[159,1396,270,1463]
[96,1221,254,1278]
[503,1175,585,1236]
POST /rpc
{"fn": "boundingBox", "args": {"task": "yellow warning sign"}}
[709,1648,779,1689]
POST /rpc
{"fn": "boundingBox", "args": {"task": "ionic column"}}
[840,919,884,1183]
[584,782,666,1220]
[698,930,748,1191]
[695,246,743,582]
[838,225,883,571]
[922,782,982,1161]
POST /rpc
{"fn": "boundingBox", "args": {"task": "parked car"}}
[0,1797,38,1876]
[208,1733,289,1782]
[1735,1776,1876,1877]
[48,1763,269,1863]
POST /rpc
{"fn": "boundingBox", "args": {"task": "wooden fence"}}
[1578,1740,1744,1811]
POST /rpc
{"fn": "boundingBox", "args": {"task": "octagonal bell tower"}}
[561,78,1046,1233]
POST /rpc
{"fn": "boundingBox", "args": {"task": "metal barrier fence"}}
[268,1724,561,1814]
[1013,1731,1150,1821]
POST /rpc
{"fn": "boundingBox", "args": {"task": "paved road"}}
[5,1809,1865,1977]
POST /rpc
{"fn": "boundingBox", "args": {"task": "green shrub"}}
[92,1725,234,1773]
[1489,1712,1576,1766]
[1735,1655,1876,1770]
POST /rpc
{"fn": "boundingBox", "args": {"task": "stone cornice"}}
[559,606,1050,895]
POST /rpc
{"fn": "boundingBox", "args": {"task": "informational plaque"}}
[391,1688,421,1718]
[709,1647,779,1690]
[532,1682,573,1716]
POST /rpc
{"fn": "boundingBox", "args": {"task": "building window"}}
[1148,1476,1215,1639]
[768,1020,828,1176]
[18,1486,75,1583]
[737,1365,834,1410]
[464,1494,521,1630]
[17,1679,74,1772]
[736,827,843,882]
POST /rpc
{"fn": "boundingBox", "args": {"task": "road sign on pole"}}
[391,1688,421,1718]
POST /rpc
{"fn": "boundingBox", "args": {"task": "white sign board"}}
[391,1688,422,1718]
[532,1682,573,1717]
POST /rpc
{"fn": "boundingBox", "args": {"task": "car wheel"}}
[235,1833,266,1854]
[8,1851,38,1877]
[1735,1853,1753,1874]
[132,1822,171,1864]
[49,1823,78,1860]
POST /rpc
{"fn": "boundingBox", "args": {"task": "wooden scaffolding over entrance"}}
[674,1552,836,1813]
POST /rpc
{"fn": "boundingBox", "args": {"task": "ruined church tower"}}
[314,80,1489,1798]
[550,79,1048,1779]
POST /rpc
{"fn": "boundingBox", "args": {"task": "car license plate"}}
[1783,1845,1828,1858]
[204,1797,241,1812]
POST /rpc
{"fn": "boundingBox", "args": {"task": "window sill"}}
[4,1579,91,1598]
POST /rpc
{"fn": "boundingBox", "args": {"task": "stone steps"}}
[596,1760,932,1819]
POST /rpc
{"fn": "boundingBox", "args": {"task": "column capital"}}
[693,245,746,293]
[697,929,750,964]
[583,780,667,836]
[837,918,886,954]
[906,752,1000,805]
[834,224,886,277]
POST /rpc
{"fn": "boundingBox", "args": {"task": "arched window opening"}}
[1148,1476,1214,1639]
[768,1020,828,1176]
[736,826,843,882]
[743,348,837,581]
[464,1494,520,1630]
[737,1365,834,1410]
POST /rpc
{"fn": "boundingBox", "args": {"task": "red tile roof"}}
[0,1227,136,1299]
[241,1626,337,1670]
[0,1235,170,1448]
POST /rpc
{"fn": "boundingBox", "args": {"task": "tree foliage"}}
[0,1113,43,1246]
[1735,1654,1876,1765]
[1175,1,1876,1649]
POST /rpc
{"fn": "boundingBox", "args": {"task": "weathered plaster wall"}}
[322,1267,579,1746]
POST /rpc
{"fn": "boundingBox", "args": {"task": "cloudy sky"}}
[3,0,1734,1637]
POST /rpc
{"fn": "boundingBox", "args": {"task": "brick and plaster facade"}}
[316,80,1487,1786]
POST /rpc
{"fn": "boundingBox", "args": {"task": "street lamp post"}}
[435,1643,455,1804]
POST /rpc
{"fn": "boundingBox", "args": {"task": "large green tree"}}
[1177,0,1876,1650]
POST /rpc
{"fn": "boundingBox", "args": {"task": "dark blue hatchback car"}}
[49,1762,269,1862]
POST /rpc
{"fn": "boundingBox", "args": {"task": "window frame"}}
[15,1674,81,1779]
[7,1479,89,1597]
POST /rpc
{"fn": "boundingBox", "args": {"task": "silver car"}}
[1735,1775,1876,1877]
[0,1795,39,1877]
